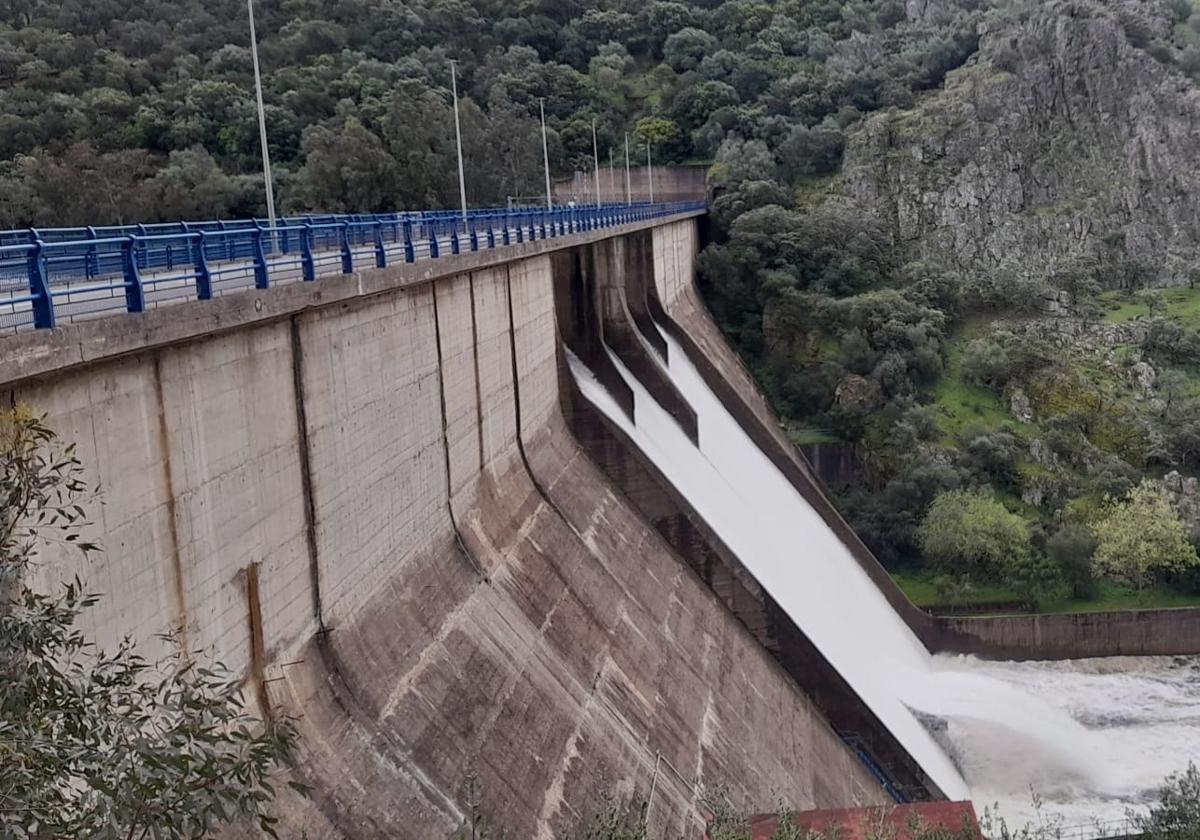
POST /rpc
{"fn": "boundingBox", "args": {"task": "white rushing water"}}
[934,654,1200,832]
[567,327,1199,830]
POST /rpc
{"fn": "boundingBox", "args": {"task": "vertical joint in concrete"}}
[152,353,189,652]
[289,316,325,632]
[467,275,485,474]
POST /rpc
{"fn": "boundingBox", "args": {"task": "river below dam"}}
[932,654,1200,832]
[568,325,1197,833]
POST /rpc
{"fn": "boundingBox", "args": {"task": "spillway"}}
[569,324,1197,827]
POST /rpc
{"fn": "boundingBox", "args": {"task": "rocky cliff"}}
[840,0,1200,287]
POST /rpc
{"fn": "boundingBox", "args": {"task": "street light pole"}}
[608,147,615,205]
[247,0,276,232]
[591,119,601,207]
[624,133,631,205]
[646,142,654,203]
[539,98,552,209]
[450,59,468,221]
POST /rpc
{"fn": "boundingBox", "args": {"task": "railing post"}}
[218,220,231,261]
[122,236,146,313]
[136,223,149,270]
[486,215,496,249]
[403,219,415,263]
[374,220,387,268]
[502,216,511,246]
[301,223,316,281]
[194,231,213,300]
[428,216,440,258]
[339,222,353,273]
[450,223,461,255]
[27,240,54,329]
[86,225,98,278]
[469,218,479,252]
[252,226,270,289]
[515,212,524,243]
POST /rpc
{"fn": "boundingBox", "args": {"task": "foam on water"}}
[567,328,1198,829]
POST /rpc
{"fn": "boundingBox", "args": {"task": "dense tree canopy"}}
[1092,480,1198,589]
[0,0,981,225]
[917,490,1032,585]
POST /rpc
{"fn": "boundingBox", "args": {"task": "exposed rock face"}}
[1009,387,1034,422]
[1130,360,1157,398]
[835,374,884,412]
[1163,470,1200,538]
[840,0,1200,286]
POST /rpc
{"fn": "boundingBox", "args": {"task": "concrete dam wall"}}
[1,216,894,838]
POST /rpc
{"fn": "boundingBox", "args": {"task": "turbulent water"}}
[933,655,1200,832]
[567,326,1199,832]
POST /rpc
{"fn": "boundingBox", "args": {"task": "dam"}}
[1,203,1196,836]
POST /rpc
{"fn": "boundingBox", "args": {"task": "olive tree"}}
[0,408,303,839]
[1133,763,1200,840]
[917,490,1032,585]
[1092,480,1199,589]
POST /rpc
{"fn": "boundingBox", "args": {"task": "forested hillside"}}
[0,0,977,225]
[10,0,1200,612]
[699,0,1200,611]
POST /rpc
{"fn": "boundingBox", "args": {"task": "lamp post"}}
[450,59,467,221]
[646,142,654,204]
[591,119,601,207]
[624,133,631,205]
[247,0,276,233]
[608,147,615,205]
[539,98,552,209]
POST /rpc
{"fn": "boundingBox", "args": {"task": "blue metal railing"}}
[0,200,705,333]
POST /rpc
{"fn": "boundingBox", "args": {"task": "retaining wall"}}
[930,608,1200,661]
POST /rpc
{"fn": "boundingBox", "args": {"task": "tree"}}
[1092,480,1199,589]
[917,490,1033,584]
[958,431,1019,490]
[1003,551,1064,610]
[663,27,718,72]
[633,116,684,156]
[1133,763,1200,840]
[1045,523,1098,600]
[777,123,845,180]
[0,408,302,838]
[149,147,248,221]
[297,117,400,213]
[960,338,1014,392]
